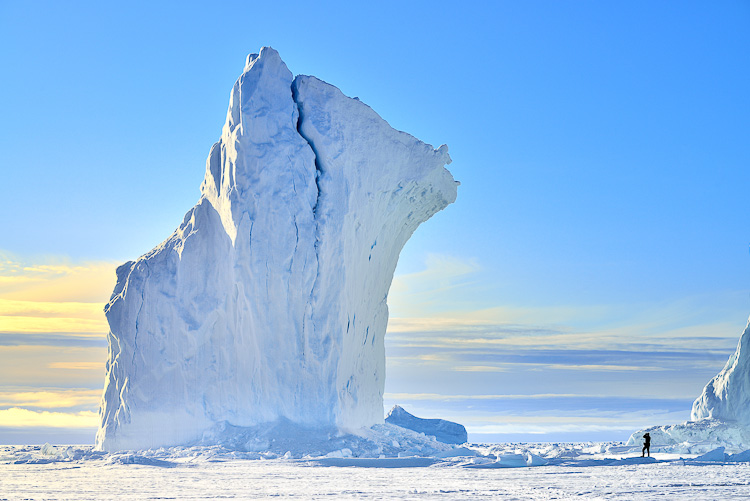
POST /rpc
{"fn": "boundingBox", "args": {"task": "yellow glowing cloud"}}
[0,298,104,318]
[0,252,117,335]
[0,254,118,303]
[0,311,108,334]
[0,346,107,387]
[0,408,98,428]
[0,389,101,409]
[47,362,105,370]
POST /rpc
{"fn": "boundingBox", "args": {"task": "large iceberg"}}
[96,47,458,451]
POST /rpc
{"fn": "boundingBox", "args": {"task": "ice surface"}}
[692,318,750,424]
[96,47,458,451]
[4,442,750,500]
[385,405,467,444]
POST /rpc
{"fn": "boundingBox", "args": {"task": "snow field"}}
[3,443,750,500]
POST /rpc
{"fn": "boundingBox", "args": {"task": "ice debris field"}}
[3,438,750,500]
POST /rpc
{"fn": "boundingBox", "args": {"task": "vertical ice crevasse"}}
[96,47,458,451]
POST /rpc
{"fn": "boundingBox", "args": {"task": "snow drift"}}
[96,47,458,451]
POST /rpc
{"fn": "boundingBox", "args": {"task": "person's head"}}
[645,433,650,437]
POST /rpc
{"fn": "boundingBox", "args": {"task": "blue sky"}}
[1,1,749,444]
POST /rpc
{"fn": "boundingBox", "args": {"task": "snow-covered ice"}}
[97,47,457,452]
[3,442,750,500]
[629,418,750,456]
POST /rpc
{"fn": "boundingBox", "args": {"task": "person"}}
[642,432,651,457]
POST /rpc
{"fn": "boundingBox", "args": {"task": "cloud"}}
[0,298,104,319]
[0,389,101,409]
[392,254,480,285]
[47,362,105,370]
[0,252,118,303]
[0,252,115,339]
[382,254,741,428]
[386,274,741,362]
[0,333,107,347]
[0,345,107,387]
[385,392,595,401]
[388,254,484,317]
[452,365,510,372]
[0,408,98,428]
[452,363,664,372]
[0,313,108,334]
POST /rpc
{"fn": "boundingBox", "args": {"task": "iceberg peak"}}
[245,46,282,69]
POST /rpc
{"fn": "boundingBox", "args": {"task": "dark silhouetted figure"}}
[642,432,651,457]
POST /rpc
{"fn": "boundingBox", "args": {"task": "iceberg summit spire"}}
[96,47,458,451]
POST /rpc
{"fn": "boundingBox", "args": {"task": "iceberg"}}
[629,317,750,453]
[692,319,750,424]
[96,47,458,451]
[385,405,468,444]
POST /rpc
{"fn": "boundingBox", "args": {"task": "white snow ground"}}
[3,442,750,500]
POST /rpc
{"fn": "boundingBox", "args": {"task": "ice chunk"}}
[497,453,528,467]
[434,446,480,458]
[40,443,57,456]
[385,405,467,444]
[691,447,727,462]
[526,453,548,466]
[727,449,750,462]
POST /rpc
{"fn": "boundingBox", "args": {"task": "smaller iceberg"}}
[629,315,750,454]
[692,319,750,425]
[385,405,467,444]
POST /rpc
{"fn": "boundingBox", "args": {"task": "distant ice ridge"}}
[96,47,458,451]
[385,405,467,445]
